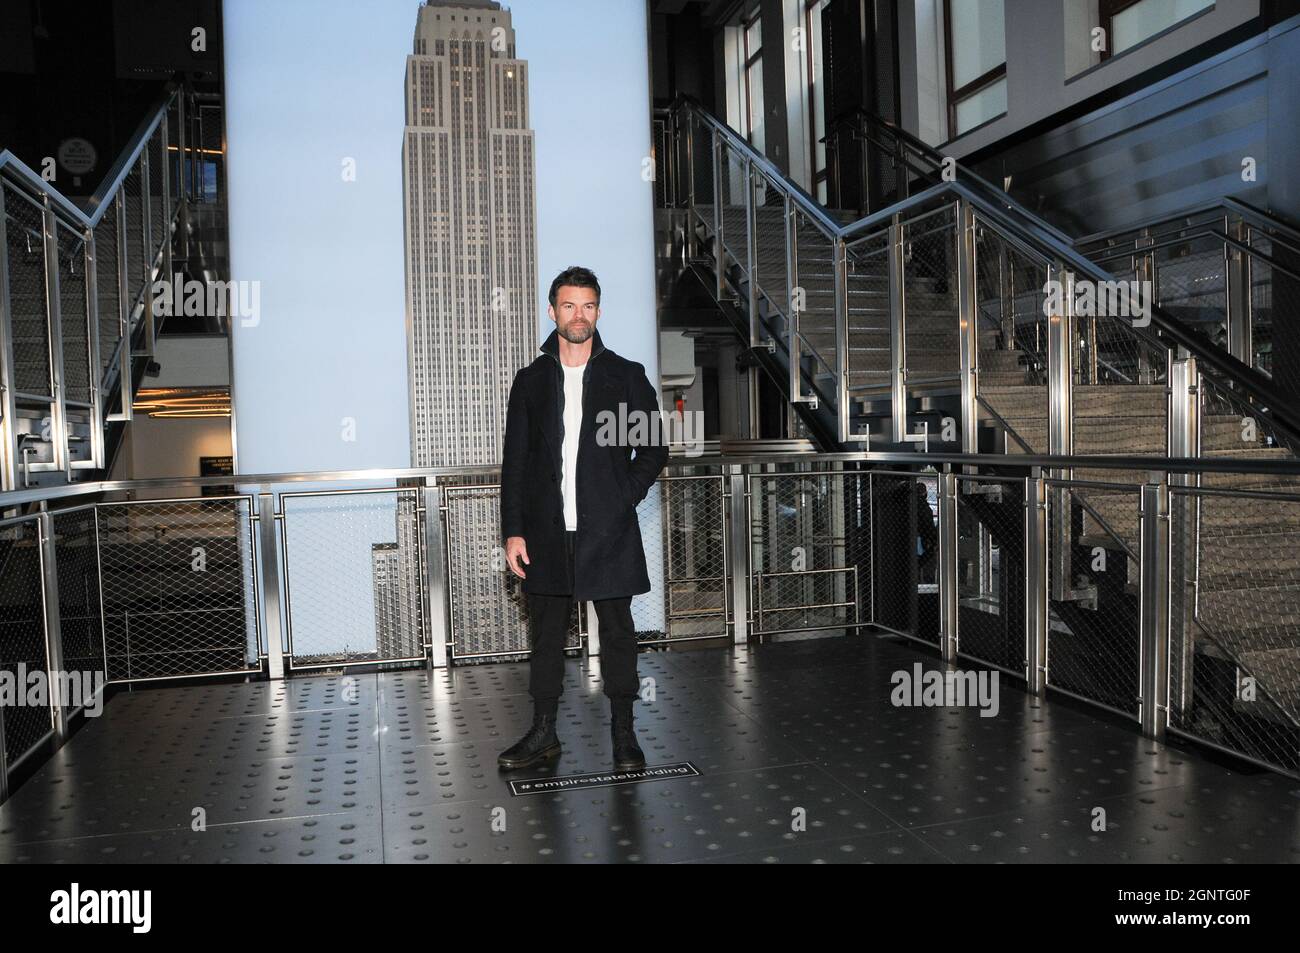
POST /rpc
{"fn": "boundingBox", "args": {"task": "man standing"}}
[498,266,669,771]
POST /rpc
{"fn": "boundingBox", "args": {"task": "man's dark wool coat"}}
[500,328,669,601]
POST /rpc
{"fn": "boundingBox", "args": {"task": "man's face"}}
[548,285,600,344]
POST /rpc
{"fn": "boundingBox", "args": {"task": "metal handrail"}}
[828,105,1300,259]
[824,105,1079,248]
[0,84,179,230]
[679,95,842,240]
[10,450,1300,513]
[1075,196,1300,250]
[672,95,1300,448]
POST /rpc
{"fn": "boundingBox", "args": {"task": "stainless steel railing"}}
[0,82,210,492]
[661,97,1300,469]
[3,449,1300,799]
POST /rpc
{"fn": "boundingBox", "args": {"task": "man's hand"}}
[505,536,530,579]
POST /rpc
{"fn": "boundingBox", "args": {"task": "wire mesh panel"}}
[1169,486,1300,775]
[1154,231,1226,346]
[750,167,788,322]
[638,473,728,644]
[869,471,935,644]
[56,223,90,405]
[748,466,871,635]
[92,201,122,385]
[3,185,52,398]
[281,488,423,669]
[1246,228,1300,389]
[166,95,183,203]
[122,157,146,292]
[52,507,105,718]
[689,114,715,223]
[0,517,52,772]
[197,104,224,202]
[843,227,890,395]
[954,476,1027,678]
[792,210,839,390]
[973,216,1051,452]
[1073,285,1168,472]
[1045,481,1141,717]
[651,117,671,209]
[444,482,583,662]
[902,203,958,388]
[148,126,166,260]
[717,141,750,274]
[98,496,260,680]
[1199,372,1296,463]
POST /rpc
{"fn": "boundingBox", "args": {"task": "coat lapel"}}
[536,327,608,470]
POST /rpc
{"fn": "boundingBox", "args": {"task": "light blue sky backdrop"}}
[224,0,658,475]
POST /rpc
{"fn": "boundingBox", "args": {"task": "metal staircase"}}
[0,82,209,493]
[655,95,1300,774]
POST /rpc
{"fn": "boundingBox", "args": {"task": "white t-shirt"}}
[561,362,586,530]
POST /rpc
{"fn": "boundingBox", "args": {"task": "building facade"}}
[402,0,538,467]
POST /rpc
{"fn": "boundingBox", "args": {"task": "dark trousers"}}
[527,532,639,707]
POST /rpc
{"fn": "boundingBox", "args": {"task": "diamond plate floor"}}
[1,632,1297,863]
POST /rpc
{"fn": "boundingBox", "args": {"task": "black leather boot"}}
[498,712,561,770]
[610,704,645,772]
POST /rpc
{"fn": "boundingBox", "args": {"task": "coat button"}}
[553,516,560,525]
[550,473,556,482]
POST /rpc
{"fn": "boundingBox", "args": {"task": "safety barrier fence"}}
[2,448,1299,800]
[0,81,215,494]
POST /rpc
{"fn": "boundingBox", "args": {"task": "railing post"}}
[1139,477,1170,739]
[785,192,801,403]
[111,189,132,424]
[41,199,70,479]
[175,87,188,203]
[1024,470,1048,694]
[1047,263,1074,600]
[745,158,758,347]
[888,217,907,443]
[712,132,724,303]
[1168,357,1198,465]
[937,468,958,663]
[158,115,173,320]
[0,185,17,493]
[581,601,598,657]
[955,199,979,452]
[727,464,750,644]
[683,110,696,260]
[421,477,449,669]
[38,509,69,745]
[84,229,104,470]
[138,148,155,356]
[1225,217,1253,367]
[833,234,850,442]
[256,490,285,679]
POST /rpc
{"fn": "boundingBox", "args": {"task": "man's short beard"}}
[558,320,594,344]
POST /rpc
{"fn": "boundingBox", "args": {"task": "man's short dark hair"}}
[548,266,601,307]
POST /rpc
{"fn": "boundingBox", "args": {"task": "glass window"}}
[949,0,1005,88]
[944,0,1007,138]
[954,76,1006,134]
[1105,0,1214,56]
[743,11,765,152]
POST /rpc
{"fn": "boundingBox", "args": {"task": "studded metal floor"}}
[1,632,1297,863]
